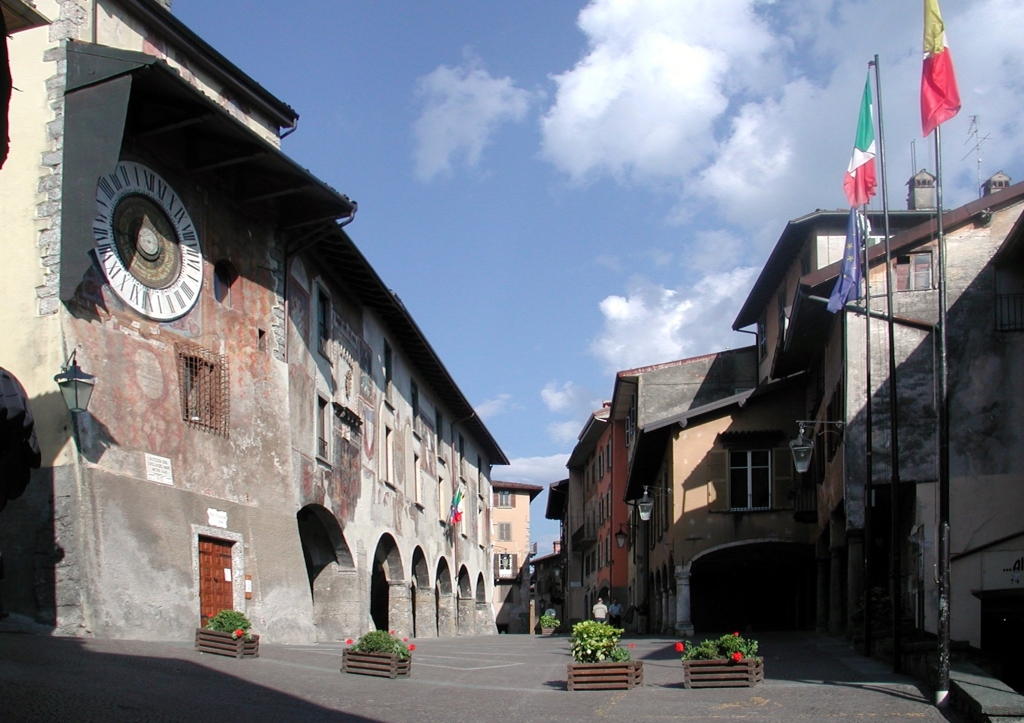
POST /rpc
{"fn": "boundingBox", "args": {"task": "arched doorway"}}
[296,505,357,641]
[689,540,815,632]
[475,572,494,635]
[370,534,406,634]
[411,547,435,638]
[435,557,455,636]
[456,566,474,635]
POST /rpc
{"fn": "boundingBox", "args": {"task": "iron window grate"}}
[176,343,230,437]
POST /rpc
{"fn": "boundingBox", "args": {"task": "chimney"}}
[907,169,936,210]
[552,541,561,554]
[983,171,1011,196]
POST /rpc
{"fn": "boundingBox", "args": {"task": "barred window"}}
[176,344,229,436]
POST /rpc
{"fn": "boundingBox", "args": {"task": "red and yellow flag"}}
[921,0,961,137]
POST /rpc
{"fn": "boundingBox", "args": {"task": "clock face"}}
[92,162,203,321]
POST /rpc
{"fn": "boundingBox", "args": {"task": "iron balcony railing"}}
[996,293,1024,331]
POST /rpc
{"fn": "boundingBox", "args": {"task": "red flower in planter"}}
[733,632,740,637]
[389,630,395,635]
[345,639,353,645]
[674,642,685,652]
[232,629,245,639]
[403,638,408,642]
[731,651,743,662]
[629,643,636,649]
[408,644,416,652]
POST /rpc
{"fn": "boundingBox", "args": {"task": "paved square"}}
[0,630,966,722]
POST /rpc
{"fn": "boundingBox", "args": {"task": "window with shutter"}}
[772,447,794,510]
[728,450,771,511]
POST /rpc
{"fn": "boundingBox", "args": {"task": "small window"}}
[757,315,768,360]
[729,450,771,511]
[316,396,329,461]
[497,522,511,541]
[411,381,419,421]
[896,253,932,291]
[213,260,237,306]
[497,490,512,507]
[497,553,514,578]
[317,288,330,355]
[176,343,229,437]
[436,410,444,445]
[383,341,393,389]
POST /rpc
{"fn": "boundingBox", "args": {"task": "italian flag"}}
[843,75,877,209]
[921,0,961,137]
[448,488,464,526]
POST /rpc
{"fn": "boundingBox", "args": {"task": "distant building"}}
[490,480,542,633]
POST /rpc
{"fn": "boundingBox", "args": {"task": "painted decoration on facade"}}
[288,285,310,364]
[361,401,376,462]
[358,339,374,401]
[328,436,360,523]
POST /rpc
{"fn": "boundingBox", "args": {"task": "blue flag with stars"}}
[827,209,865,313]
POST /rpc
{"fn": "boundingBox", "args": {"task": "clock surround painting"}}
[92,161,203,321]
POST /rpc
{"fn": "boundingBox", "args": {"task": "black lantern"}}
[614,524,628,549]
[54,350,95,413]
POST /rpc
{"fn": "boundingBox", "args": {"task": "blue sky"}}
[174,0,1024,553]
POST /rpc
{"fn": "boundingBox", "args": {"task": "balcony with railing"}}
[569,512,598,548]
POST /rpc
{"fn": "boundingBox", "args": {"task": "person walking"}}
[592,597,608,622]
[608,598,622,627]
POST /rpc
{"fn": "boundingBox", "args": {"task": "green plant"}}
[349,629,413,660]
[205,609,252,639]
[539,614,560,629]
[680,632,760,662]
[569,620,631,664]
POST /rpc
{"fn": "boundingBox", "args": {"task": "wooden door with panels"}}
[198,537,235,625]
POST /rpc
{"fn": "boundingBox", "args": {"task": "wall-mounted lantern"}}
[54,350,95,414]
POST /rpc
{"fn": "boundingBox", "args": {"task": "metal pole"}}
[873,54,902,668]
[861,203,874,656]
[935,124,952,708]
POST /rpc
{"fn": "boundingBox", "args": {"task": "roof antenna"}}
[962,115,991,198]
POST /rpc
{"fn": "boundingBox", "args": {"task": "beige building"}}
[0,0,504,643]
[491,480,541,633]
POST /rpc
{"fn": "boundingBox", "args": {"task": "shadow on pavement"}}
[0,632,381,723]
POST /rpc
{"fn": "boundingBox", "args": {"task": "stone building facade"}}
[0,0,504,643]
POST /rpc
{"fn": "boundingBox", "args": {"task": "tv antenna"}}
[962,115,991,198]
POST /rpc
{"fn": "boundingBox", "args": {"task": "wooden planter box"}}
[540,627,556,636]
[682,658,763,688]
[342,650,411,679]
[567,661,643,691]
[195,628,259,659]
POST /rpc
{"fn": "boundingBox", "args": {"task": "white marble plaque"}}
[982,550,1024,590]
[207,508,228,529]
[145,454,174,485]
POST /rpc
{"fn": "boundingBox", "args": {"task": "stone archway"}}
[456,566,474,635]
[435,558,455,637]
[296,505,358,641]
[684,539,815,633]
[474,572,495,635]
[370,534,409,636]
[411,547,435,638]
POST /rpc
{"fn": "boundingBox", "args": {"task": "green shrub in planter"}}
[205,609,253,639]
[539,614,560,629]
[350,630,413,660]
[569,621,631,663]
[680,632,760,662]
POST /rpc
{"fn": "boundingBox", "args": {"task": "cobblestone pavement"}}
[0,627,966,722]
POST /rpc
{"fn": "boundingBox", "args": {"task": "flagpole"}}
[935,123,952,707]
[872,53,902,673]
[860,204,874,657]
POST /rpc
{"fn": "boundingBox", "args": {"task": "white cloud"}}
[590,267,759,373]
[475,393,513,420]
[547,420,582,446]
[541,380,589,413]
[541,0,1024,228]
[413,55,534,181]
[540,0,781,186]
[500,453,570,486]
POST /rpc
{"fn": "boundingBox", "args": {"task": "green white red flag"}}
[921,0,961,137]
[843,75,877,208]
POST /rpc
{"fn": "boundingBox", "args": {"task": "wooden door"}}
[198,537,234,625]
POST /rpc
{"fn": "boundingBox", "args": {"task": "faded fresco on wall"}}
[358,339,374,401]
[361,401,376,462]
[328,435,361,523]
